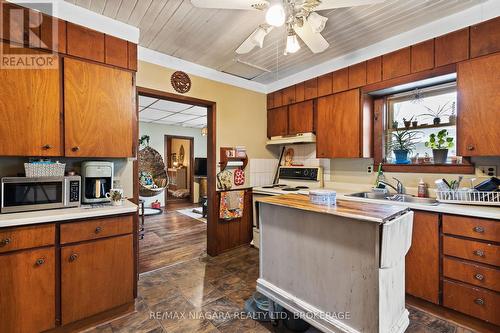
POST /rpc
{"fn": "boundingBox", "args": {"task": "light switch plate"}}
[478,165,497,177]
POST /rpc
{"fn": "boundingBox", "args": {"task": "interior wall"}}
[136,60,271,189]
[139,121,207,206]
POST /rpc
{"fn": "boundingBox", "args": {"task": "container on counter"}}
[309,189,337,206]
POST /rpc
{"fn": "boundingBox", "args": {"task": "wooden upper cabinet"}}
[0,247,56,333]
[273,89,283,107]
[295,82,305,102]
[457,53,500,156]
[411,39,434,73]
[366,56,382,84]
[316,89,361,158]
[105,35,128,69]
[64,58,134,157]
[304,78,318,100]
[288,100,314,135]
[435,28,469,67]
[332,68,348,93]
[1,2,25,45]
[127,42,138,71]
[267,106,288,137]
[282,86,296,105]
[405,211,440,304]
[470,17,500,58]
[61,235,134,325]
[317,73,333,97]
[0,45,62,157]
[382,47,410,80]
[348,62,367,88]
[267,93,274,109]
[67,22,105,62]
[40,14,66,53]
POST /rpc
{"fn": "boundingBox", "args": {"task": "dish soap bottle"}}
[417,178,427,198]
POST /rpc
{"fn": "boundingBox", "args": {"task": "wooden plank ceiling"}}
[65,0,481,84]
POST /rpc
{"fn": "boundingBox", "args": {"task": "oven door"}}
[1,178,66,213]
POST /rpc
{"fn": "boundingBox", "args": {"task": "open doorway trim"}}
[164,135,195,204]
[135,87,219,256]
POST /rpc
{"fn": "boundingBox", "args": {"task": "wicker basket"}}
[24,163,65,178]
[138,147,168,197]
[435,190,500,206]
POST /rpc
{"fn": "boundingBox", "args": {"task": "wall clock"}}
[171,71,191,94]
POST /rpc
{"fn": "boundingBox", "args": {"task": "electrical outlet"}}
[367,165,373,174]
[478,165,497,177]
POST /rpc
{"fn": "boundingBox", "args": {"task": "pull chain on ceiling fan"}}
[191,0,385,55]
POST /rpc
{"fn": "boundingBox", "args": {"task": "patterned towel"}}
[219,190,244,220]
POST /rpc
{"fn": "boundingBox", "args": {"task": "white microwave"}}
[1,176,81,213]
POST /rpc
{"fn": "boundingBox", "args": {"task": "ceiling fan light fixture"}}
[308,12,328,33]
[265,4,285,27]
[285,33,300,55]
[251,26,271,48]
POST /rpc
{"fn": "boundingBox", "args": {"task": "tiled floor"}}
[86,246,475,333]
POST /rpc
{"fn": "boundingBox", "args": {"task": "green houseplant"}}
[387,129,421,164]
[423,102,452,125]
[425,129,454,164]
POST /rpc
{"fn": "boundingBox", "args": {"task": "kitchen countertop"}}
[0,200,138,228]
[257,193,409,223]
[333,190,500,220]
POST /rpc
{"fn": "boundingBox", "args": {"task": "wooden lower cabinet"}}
[61,234,134,324]
[0,247,56,333]
[405,211,440,304]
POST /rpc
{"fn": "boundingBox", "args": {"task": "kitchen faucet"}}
[378,177,405,194]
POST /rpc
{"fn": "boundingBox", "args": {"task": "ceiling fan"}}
[190,0,385,55]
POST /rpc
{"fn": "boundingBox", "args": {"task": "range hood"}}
[266,132,316,145]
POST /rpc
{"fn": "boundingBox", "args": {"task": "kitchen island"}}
[256,194,413,333]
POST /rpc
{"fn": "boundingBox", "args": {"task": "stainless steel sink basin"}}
[347,192,439,205]
[348,192,389,199]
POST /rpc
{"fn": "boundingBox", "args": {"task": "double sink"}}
[347,192,439,205]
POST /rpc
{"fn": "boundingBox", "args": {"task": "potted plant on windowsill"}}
[425,129,454,164]
[423,102,452,125]
[387,129,421,164]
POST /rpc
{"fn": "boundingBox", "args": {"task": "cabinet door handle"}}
[473,249,485,257]
[0,238,11,247]
[35,258,45,266]
[474,298,485,306]
[472,226,485,233]
[69,253,78,262]
[72,146,80,152]
[95,226,103,234]
[474,273,485,281]
[42,144,52,150]
[467,145,475,151]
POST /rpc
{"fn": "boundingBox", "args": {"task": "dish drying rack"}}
[435,190,500,206]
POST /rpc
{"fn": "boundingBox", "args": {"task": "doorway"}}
[135,87,218,272]
[164,135,194,204]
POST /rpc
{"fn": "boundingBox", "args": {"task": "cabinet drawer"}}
[443,215,499,242]
[443,279,500,326]
[60,215,133,244]
[0,224,55,253]
[444,257,500,292]
[443,236,500,266]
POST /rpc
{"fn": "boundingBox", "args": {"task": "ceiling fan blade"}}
[294,20,329,54]
[190,0,269,10]
[313,0,385,11]
[236,25,273,54]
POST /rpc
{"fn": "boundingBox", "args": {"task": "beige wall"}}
[137,61,272,162]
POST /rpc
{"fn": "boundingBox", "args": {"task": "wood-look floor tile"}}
[201,296,242,327]
[217,317,270,333]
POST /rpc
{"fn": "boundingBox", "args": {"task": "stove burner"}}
[282,187,300,192]
[295,186,309,189]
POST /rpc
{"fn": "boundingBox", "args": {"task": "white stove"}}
[252,166,323,248]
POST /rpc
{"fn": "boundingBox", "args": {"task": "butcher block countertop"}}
[257,194,409,223]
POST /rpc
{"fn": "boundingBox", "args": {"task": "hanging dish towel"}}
[219,190,244,220]
[234,168,245,186]
[217,170,232,190]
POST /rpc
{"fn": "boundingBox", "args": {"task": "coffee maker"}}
[81,161,114,204]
